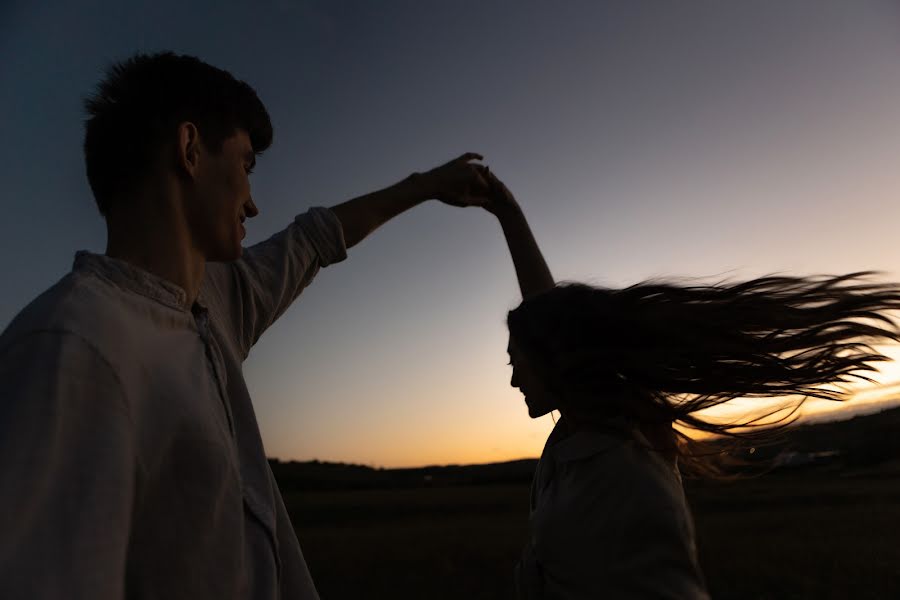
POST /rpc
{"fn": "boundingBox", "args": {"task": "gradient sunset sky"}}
[3,1,900,467]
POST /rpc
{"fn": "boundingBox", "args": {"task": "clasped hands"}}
[414,153,518,217]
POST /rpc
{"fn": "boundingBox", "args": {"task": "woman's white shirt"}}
[516,420,710,600]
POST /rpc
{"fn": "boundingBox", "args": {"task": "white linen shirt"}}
[0,207,346,600]
[516,420,710,600]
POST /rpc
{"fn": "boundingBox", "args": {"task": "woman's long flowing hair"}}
[507,274,900,472]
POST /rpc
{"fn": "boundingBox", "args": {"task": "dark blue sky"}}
[3,1,900,465]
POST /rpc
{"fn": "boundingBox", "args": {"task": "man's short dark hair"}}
[83,52,273,216]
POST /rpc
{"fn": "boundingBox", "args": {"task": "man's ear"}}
[176,122,202,179]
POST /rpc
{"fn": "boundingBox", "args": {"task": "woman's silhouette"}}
[480,168,900,600]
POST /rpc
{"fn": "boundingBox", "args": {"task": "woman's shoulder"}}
[555,430,684,507]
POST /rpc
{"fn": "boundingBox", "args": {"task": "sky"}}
[3,1,900,467]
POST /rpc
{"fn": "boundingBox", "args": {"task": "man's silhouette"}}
[0,52,490,599]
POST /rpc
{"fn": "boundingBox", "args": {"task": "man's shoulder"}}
[0,270,131,353]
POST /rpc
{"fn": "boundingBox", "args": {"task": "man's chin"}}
[207,245,243,263]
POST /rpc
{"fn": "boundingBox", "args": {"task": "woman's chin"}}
[527,401,554,419]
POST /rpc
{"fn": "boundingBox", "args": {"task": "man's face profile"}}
[187,128,259,262]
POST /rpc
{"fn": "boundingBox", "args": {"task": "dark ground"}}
[276,408,900,599]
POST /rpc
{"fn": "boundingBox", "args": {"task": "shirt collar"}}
[73,250,195,312]
[545,416,633,464]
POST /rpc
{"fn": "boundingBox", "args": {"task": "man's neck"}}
[106,242,206,309]
[104,194,206,308]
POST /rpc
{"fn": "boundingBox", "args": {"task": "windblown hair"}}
[83,52,273,216]
[507,274,900,469]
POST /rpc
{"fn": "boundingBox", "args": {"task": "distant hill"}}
[270,457,539,492]
[270,405,900,491]
[736,403,900,467]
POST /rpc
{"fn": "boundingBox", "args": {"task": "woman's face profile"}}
[508,336,555,418]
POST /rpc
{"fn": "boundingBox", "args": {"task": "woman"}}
[479,168,900,599]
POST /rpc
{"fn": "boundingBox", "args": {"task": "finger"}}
[455,152,484,163]
[475,164,498,184]
[474,164,491,178]
[478,167,503,191]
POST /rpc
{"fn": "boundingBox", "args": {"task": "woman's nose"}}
[245,196,259,218]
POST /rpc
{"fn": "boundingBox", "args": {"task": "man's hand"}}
[418,153,491,208]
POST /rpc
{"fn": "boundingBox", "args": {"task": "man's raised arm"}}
[203,153,492,357]
[330,152,489,248]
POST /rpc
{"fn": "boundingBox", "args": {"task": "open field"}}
[283,460,900,599]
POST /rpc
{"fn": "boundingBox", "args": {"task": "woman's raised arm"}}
[483,170,555,299]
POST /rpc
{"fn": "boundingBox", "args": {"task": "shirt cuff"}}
[293,207,348,267]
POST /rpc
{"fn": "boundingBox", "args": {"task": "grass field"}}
[283,460,900,599]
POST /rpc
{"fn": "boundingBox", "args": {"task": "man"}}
[0,52,490,599]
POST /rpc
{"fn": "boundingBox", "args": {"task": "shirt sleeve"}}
[202,207,348,359]
[0,331,139,600]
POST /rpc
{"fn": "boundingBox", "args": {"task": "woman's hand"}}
[480,167,521,218]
